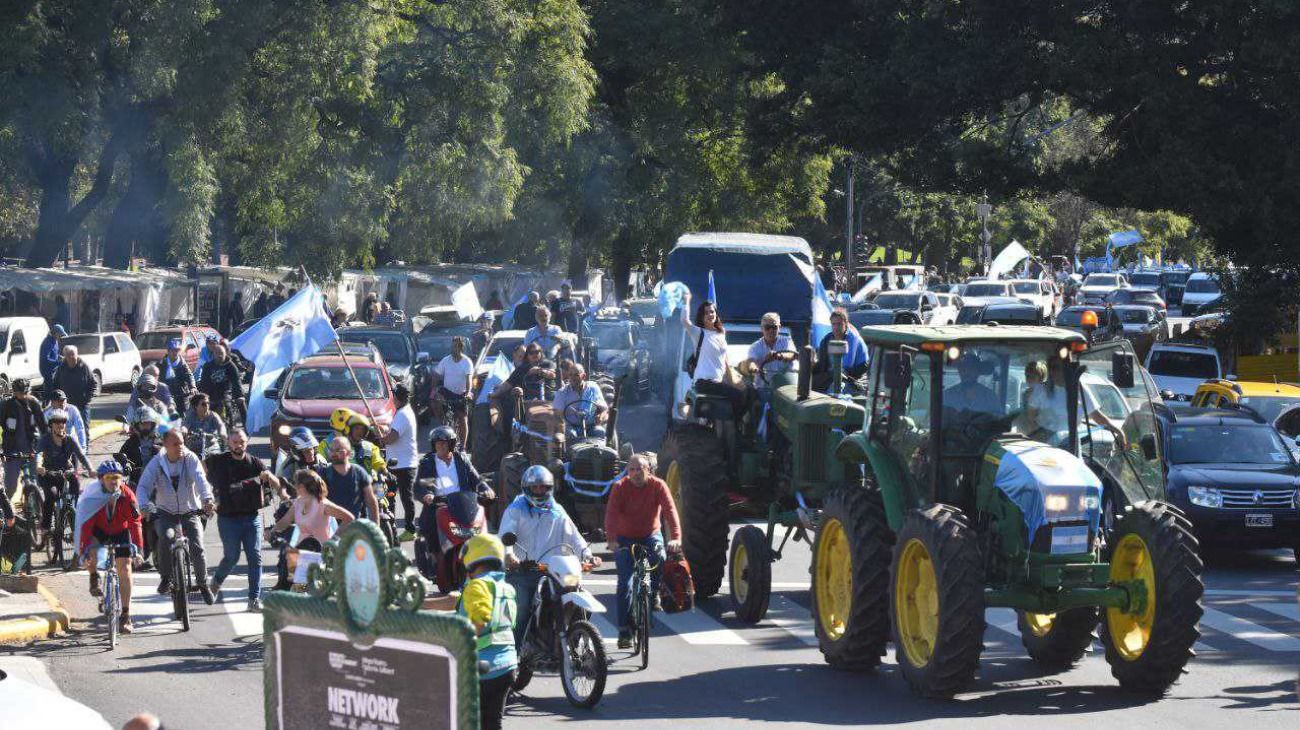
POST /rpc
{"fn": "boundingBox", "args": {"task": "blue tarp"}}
[993,441,1102,546]
[663,234,815,324]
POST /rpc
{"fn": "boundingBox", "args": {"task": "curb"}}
[87,420,120,442]
[0,582,71,646]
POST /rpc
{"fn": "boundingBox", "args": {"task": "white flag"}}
[988,240,1031,280]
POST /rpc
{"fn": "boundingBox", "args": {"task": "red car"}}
[267,346,397,450]
[135,325,221,370]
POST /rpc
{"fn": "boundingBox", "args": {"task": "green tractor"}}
[666,324,1203,698]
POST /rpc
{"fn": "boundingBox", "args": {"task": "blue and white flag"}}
[810,270,835,350]
[1107,230,1143,249]
[657,281,689,319]
[231,284,336,434]
[476,353,514,406]
[706,269,718,306]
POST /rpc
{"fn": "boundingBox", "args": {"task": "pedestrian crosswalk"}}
[75,568,1300,661]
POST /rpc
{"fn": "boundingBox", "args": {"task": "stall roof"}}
[0,265,190,293]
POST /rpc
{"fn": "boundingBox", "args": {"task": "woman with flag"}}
[680,290,752,429]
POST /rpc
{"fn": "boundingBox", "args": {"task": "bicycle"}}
[625,543,655,670]
[44,471,78,570]
[161,509,204,631]
[97,546,125,649]
[17,458,42,561]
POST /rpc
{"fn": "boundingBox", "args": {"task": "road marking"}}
[1199,607,1300,652]
[655,608,748,645]
[1255,601,1300,622]
[216,586,266,637]
[588,612,621,646]
[766,594,818,646]
[986,607,1020,637]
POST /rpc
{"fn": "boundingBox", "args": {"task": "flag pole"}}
[312,266,385,436]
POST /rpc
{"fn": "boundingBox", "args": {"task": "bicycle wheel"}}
[105,572,119,650]
[60,507,75,571]
[47,507,61,566]
[22,487,42,552]
[638,583,652,670]
[560,619,607,709]
[172,548,191,631]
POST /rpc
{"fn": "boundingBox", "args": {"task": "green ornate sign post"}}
[263,520,479,729]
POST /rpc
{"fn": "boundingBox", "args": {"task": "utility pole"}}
[976,194,993,275]
[844,157,855,285]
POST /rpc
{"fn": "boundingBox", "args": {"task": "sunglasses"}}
[762,324,777,331]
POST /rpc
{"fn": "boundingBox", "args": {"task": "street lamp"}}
[976,195,993,275]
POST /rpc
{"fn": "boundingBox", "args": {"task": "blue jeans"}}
[566,423,606,442]
[615,535,664,633]
[212,514,262,600]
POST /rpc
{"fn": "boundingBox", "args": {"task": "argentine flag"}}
[810,270,835,349]
[476,353,515,406]
[231,284,337,433]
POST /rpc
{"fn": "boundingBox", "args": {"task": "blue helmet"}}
[97,459,125,478]
[288,426,318,452]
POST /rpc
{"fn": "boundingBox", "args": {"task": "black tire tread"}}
[1017,607,1099,670]
[669,423,729,598]
[813,481,893,670]
[729,524,771,624]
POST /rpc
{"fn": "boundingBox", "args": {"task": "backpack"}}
[658,556,695,613]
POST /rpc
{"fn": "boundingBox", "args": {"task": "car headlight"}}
[1187,486,1222,508]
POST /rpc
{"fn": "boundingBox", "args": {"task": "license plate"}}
[1245,514,1274,528]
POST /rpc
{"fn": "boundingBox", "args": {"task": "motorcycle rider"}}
[126,373,177,423]
[154,338,196,417]
[457,534,517,730]
[182,393,228,456]
[499,466,600,644]
[319,408,386,478]
[35,408,91,538]
[196,340,245,423]
[274,427,321,498]
[414,427,493,553]
[606,453,681,648]
[320,437,381,524]
[135,427,217,604]
[114,406,165,570]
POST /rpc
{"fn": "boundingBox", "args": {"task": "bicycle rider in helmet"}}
[78,459,144,634]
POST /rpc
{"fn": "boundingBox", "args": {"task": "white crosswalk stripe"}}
[1199,606,1300,652]
[766,594,818,646]
[654,607,747,645]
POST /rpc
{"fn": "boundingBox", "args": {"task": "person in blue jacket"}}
[39,324,64,385]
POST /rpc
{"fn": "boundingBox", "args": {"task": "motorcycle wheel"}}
[511,664,534,693]
[560,619,607,709]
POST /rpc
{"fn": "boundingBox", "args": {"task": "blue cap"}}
[52,325,67,337]
[167,338,182,349]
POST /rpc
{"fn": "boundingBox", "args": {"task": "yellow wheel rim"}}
[895,537,939,668]
[1025,612,1056,637]
[815,518,852,641]
[732,542,750,604]
[665,461,683,515]
[1107,533,1156,661]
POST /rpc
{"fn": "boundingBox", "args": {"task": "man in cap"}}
[39,324,65,385]
[154,339,195,416]
[44,389,87,451]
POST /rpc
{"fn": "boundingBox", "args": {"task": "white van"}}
[0,317,52,394]
[60,332,143,389]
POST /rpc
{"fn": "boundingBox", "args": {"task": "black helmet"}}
[429,425,457,449]
[49,389,67,401]
[393,382,410,400]
[12,378,29,393]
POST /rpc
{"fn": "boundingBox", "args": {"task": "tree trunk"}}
[23,135,123,268]
[102,150,167,268]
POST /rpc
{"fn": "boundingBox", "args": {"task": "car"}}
[869,290,957,325]
[1007,278,1060,319]
[59,332,143,389]
[1157,408,1300,559]
[954,296,1021,324]
[0,317,51,394]
[1054,305,1124,343]
[1127,270,1163,293]
[1191,379,1300,432]
[1077,272,1129,305]
[135,325,221,370]
[1107,287,1167,311]
[972,301,1046,325]
[585,310,652,400]
[1113,304,1167,359]
[959,280,1015,302]
[1180,272,1222,316]
[1160,269,1192,306]
[1143,341,1223,399]
[266,349,397,450]
[337,324,434,417]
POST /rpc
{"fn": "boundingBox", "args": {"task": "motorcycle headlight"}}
[561,573,581,588]
[1187,486,1222,509]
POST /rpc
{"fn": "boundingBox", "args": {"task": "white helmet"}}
[521,465,554,509]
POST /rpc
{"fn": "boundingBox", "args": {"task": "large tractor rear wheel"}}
[660,423,728,598]
[1017,607,1099,670]
[1101,501,1203,694]
[471,402,507,472]
[493,452,529,527]
[810,482,893,670]
[890,505,984,698]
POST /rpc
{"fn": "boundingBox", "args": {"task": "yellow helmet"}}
[462,534,505,571]
[329,408,365,434]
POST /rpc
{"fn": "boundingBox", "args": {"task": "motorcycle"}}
[372,467,401,548]
[413,489,487,593]
[500,533,607,708]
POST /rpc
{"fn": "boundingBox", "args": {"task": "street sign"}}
[263,520,479,730]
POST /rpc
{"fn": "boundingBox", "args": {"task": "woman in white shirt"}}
[680,291,752,427]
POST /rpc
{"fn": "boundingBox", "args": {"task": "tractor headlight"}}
[1187,486,1222,509]
[1044,494,1071,513]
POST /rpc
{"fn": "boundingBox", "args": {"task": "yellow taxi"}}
[1190,379,1300,424]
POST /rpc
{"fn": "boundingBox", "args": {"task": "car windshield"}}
[1163,272,1190,285]
[1238,395,1300,423]
[590,323,633,350]
[338,331,411,365]
[1085,274,1119,287]
[486,335,524,361]
[1186,278,1220,294]
[62,334,101,355]
[955,306,984,324]
[1130,273,1161,287]
[285,366,388,399]
[1148,350,1218,380]
[1011,282,1040,294]
[1169,424,1292,465]
[873,293,922,309]
[983,308,1038,324]
[1117,308,1153,324]
[932,342,1069,454]
[136,332,176,350]
[964,283,1009,297]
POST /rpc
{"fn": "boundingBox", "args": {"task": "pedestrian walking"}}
[205,429,274,611]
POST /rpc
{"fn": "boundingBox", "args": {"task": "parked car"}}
[1108,287,1167,312]
[1158,407,1300,559]
[1180,272,1222,316]
[267,348,397,450]
[135,325,221,370]
[59,332,142,389]
[954,296,1022,324]
[1007,278,1060,319]
[1144,342,1223,399]
[339,324,433,418]
[960,280,1016,302]
[1076,272,1129,305]
[0,316,51,394]
[1054,305,1124,344]
[1113,304,1167,359]
[1127,270,1163,293]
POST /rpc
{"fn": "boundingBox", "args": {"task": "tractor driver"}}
[552,363,607,441]
[944,352,1001,417]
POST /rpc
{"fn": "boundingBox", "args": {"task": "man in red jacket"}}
[79,459,144,634]
[605,453,681,648]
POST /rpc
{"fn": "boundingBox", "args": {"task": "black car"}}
[337,325,430,412]
[1160,270,1191,306]
[1054,305,1124,344]
[965,302,1046,325]
[1159,408,1300,558]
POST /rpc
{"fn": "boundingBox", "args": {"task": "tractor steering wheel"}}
[563,398,601,439]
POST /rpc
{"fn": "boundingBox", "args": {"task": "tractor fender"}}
[834,432,912,531]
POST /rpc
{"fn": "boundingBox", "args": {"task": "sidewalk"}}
[0,574,70,645]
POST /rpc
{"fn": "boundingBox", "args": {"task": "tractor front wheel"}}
[890,505,984,698]
[728,525,771,623]
[1101,501,1204,694]
[811,483,893,671]
[1017,607,1099,670]
[662,423,728,598]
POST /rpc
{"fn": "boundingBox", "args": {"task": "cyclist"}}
[605,453,681,648]
[1,378,45,502]
[499,466,599,644]
[44,389,87,452]
[457,534,517,730]
[114,407,165,570]
[182,393,228,456]
[35,408,91,540]
[431,336,473,444]
[136,427,217,604]
[78,459,144,634]
[154,338,195,416]
[319,408,386,478]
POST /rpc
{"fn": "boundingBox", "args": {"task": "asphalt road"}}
[7,350,1300,728]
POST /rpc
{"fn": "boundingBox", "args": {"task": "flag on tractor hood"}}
[231,284,336,433]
